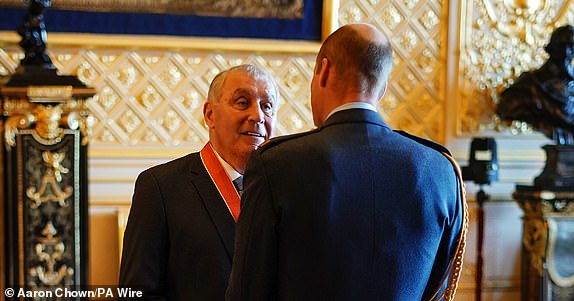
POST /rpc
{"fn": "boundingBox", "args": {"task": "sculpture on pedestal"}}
[497,25,574,188]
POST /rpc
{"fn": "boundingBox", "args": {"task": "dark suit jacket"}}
[227,109,463,301]
[119,152,236,300]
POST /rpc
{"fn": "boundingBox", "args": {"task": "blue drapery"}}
[0,0,322,40]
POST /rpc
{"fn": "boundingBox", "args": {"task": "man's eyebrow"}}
[231,88,255,98]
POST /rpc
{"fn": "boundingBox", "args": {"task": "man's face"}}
[204,70,277,170]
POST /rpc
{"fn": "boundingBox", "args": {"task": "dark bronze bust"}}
[17,0,54,68]
[496,25,574,145]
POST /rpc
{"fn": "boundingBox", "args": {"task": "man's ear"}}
[378,83,388,100]
[318,57,330,87]
[203,102,215,129]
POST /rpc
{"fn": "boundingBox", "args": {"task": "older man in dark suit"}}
[227,24,467,301]
[119,64,278,300]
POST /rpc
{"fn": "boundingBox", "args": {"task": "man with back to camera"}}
[119,64,279,300]
[226,24,467,301]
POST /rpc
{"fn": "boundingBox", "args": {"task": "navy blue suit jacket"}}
[119,152,236,300]
[227,109,463,301]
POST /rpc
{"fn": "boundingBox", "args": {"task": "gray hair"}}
[207,64,279,104]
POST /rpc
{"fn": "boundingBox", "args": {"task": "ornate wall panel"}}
[0,46,317,150]
[0,0,448,147]
[457,0,574,135]
[339,0,447,141]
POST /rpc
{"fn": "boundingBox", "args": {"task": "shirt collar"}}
[325,102,377,121]
[210,144,242,181]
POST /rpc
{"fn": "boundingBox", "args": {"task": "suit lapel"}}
[189,154,236,259]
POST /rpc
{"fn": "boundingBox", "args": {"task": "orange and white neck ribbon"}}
[200,143,241,222]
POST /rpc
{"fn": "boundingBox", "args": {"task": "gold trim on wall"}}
[0,32,321,54]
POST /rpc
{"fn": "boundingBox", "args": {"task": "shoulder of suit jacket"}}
[393,130,452,156]
[258,128,320,153]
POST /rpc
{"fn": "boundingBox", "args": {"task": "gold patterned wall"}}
[339,0,447,141]
[458,0,574,135]
[0,45,318,149]
[0,0,448,152]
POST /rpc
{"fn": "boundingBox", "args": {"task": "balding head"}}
[316,23,393,98]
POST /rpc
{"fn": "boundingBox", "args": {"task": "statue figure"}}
[496,25,574,145]
[17,0,54,68]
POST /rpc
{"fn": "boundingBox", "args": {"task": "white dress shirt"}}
[325,102,377,121]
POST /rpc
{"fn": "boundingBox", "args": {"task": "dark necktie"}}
[232,176,243,196]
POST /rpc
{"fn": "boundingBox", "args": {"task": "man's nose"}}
[248,103,265,123]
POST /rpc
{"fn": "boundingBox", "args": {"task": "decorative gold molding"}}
[521,216,547,276]
[3,99,92,147]
[34,105,64,141]
[27,86,73,102]
[322,0,340,40]
[0,32,321,54]
[4,113,34,147]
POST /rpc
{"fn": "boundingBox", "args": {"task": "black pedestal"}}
[535,145,574,188]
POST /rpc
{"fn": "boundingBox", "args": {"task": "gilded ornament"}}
[182,91,202,110]
[42,151,69,182]
[420,10,439,30]
[144,56,160,65]
[4,113,35,147]
[101,55,118,66]
[114,63,137,89]
[381,6,402,30]
[77,61,97,84]
[402,0,419,9]
[143,131,159,143]
[119,110,141,134]
[522,217,547,275]
[97,86,119,111]
[287,113,305,131]
[160,63,182,89]
[341,5,363,24]
[285,67,303,91]
[34,104,64,140]
[26,150,73,208]
[417,48,435,74]
[29,221,73,286]
[27,86,72,102]
[162,110,182,133]
[398,30,418,53]
[140,86,162,111]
